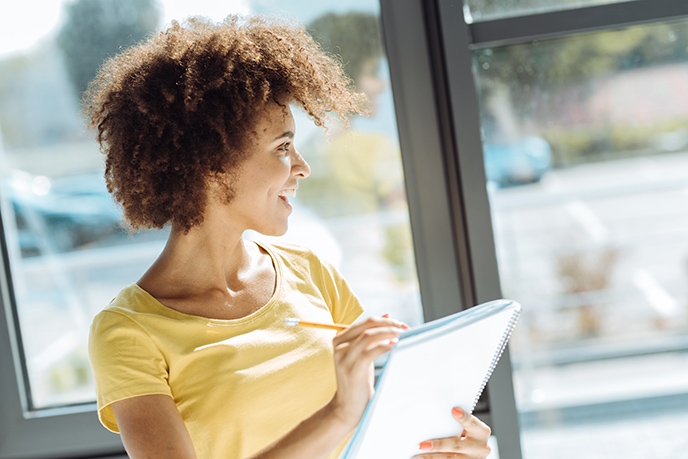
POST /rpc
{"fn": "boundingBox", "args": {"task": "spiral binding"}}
[470,307,521,412]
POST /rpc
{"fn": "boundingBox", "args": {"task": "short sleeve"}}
[317,257,365,325]
[88,310,172,432]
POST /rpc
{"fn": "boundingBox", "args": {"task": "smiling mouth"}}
[278,188,297,204]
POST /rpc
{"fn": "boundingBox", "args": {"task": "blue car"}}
[4,171,125,257]
[483,136,552,187]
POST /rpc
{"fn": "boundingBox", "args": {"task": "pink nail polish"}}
[382,313,390,318]
[419,441,433,451]
[452,407,464,418]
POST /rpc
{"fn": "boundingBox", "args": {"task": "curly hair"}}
[83,15,368,232]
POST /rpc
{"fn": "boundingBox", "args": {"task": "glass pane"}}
[464,0,640,23]
[247,1,422,326]
[473,21,688,459]
[0,0,421,410]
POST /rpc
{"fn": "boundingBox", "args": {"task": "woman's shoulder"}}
[254,240,339,279]
[255,240,330,266]
[256,240,349,286]
[91,284,160,331]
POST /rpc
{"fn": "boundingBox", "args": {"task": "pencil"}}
[284,318,348,331]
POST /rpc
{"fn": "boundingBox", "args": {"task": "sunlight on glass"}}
[464,0,640,23]
[474,20,688,459]
[0,0,421,409]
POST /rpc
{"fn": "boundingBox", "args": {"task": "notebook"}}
[340,299,521,459]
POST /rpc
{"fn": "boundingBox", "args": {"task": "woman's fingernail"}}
[388,337,399,345]
[419,441,433,451]
[382,313,390,318]
[393,320,410,330]
[452,407,464,418]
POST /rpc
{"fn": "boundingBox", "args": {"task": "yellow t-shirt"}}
[88,241,364,459]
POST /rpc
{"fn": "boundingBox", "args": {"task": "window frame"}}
[2,0,686,457]
[468,0,688,49]
[381,0,521,455]
[416,0,688,457]
[0,217,126,457]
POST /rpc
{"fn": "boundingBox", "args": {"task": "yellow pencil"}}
[284,318,348,331]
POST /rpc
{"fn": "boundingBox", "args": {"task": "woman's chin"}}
[253,224,289,238]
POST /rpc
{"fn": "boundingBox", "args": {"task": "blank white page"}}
[342,299,520,459]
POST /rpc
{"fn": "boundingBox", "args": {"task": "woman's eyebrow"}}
[273,130,295,141]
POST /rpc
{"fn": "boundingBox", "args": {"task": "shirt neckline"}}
[130,240,282,326]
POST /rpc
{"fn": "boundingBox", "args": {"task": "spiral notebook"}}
[341,299,521,459]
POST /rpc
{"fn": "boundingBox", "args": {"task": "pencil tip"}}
[284,318,299,327]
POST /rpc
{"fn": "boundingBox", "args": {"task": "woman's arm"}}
[111,317,404,459]
[251,316,403,458]
[111,394,198,459]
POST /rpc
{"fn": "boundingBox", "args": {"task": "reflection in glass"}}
[464,0,640,23]
[301,11,418,306]
[474,21,688,458]
[247,5,422,326]
[0,0,421,409]
[0,0,170,410]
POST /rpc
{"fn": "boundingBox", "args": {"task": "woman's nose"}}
[292,148,311,178]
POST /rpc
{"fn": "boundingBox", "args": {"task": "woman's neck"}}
[138,213,255,298]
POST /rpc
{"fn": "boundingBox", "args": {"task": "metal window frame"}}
[380,0,520,456]
[469,0,688,49]
[381,0,688,458]
[2,0,688,457]
[0,216,125,458]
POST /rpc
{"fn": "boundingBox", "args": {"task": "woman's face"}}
[215,102,310,236]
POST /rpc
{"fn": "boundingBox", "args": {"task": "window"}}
[247,2,423,326]
[0,1,432,457]
[427,0,688,458]
[476,20,688,458]
[464,0,639,23]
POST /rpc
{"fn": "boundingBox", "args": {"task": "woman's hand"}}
[413,408,492,459]
[328,316,407,430]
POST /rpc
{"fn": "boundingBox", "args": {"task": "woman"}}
[86,16,492,459]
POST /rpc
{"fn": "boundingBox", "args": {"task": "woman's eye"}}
[278,142,291,153]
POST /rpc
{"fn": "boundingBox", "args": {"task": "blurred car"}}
[483,136,552,187]
[3,171,125,258]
